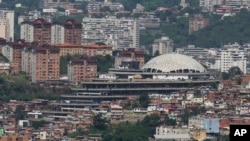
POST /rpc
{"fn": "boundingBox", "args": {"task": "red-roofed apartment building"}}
[68,56,97,83]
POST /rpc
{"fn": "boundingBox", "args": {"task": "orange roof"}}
[52,43,112,49]
[52,43,82,47]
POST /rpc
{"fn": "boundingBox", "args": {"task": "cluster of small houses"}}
[0,75,250,140]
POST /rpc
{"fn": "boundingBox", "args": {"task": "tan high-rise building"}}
[29,45,60,82]
[68,56,97,83]
[11,40,25,73]
[64,19,82,44]
[21,18,51,45]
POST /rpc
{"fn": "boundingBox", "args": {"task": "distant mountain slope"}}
[189,9,250,47]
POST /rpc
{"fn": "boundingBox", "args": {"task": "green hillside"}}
[189,9,250,47]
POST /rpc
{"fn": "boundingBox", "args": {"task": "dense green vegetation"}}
[67,113,176,139]
[101,114,176,140]
[189,9,250,47]
[32,120,49,129]
[0,74,69,102]
[0,53,9,62]
[221,66,243,80]
[139,93,150,108]
[141,8,250,49]
[91,55,115,74]
[0,0,40,10]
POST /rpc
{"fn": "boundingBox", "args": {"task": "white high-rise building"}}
[51,24,65,44]
[199,0,223,11]
[0,10,14,41]
[225,0,250,7]
[0,18,10,40]
[20,22,34,42]
[82,17,139,49]
[152,36,173,55]
[212,45,247,74]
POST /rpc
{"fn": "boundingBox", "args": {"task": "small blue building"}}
[203,118,220,133]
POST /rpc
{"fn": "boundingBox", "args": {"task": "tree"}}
[228,66,243,77]
[93,114,108,130]
[222,72,230,80]
[141,114,162,135]
[32,120,49,129]
[91,55,115,73]
[139,93,150,108]
[60,56,68,74]
[162,118,176,126]
[221,67,243,80]
[102,122,149,141]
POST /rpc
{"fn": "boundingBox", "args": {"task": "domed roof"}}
[142,54,205,73]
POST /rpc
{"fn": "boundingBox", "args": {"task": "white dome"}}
[142,54,205,73]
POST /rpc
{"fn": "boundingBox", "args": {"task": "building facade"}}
[21,18,51,45]
[114,48,145,69]
[51,23,64,44]
[22,19,82,45]
[212,46,247,74]
[82,17,139,49]
[189,14,209,34]
[51,19,82,45]
[82,44,112,57]
[188,116,220,134]
[0,18,10,41]
[0,10,14,41]
[154,126,191,140]
[152,36,173,55]
[29,45,60,82]
[40,0,70,9]
[63,19,82,45]
[68,57,97,83]
[199,0,224,11]
[225,0,250,7]
[1,40,25,73]
[52,43,112,57]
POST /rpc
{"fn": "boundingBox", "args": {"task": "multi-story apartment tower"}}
[189,14,209,34]
[68,56,97,83]
[51,22,64,44]
[82,17,139,49]
[22,45,33,75]
[0,10,14,41]
[52,19,82,44]
[1,40,26,73]
[29,45,60,82]
[152,36,173,56]
[64,19,82,44]
[212,44,247,74]
[21,18,51,45]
